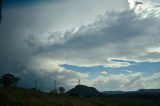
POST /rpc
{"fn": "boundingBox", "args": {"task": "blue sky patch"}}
[61,62,160,77]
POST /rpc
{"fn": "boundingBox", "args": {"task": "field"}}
[0,87,160,106]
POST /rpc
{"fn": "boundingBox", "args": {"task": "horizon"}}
[0,0,160,92]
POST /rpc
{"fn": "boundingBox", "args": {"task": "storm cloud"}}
[0,0,160,91]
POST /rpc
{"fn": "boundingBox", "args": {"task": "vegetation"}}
[59,87,65,94]
[0,87,160,106]
[0,73,20,88]
[50,89,58,94]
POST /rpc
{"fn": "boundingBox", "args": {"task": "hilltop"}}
[67,85,100,96]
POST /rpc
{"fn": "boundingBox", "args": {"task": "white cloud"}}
[100,71,108,75]
[90,73,143,91]
[126,70,133,73]
[89,72,160,91]
[147,47,160,53]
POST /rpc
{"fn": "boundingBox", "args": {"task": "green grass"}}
[0,87,160,106]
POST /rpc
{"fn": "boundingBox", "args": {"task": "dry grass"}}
[0,87,160,106]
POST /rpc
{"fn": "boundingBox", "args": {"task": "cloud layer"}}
[0,0,160,91]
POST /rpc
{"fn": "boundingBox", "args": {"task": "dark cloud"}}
[3,0,64,8]
[37,11,160,65]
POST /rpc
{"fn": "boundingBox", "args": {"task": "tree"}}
[50,89,58,94]
[0,73,20,88]
[59,87,65,94]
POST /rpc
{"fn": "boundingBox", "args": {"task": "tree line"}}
[0,73,65,94]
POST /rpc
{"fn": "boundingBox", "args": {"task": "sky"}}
[0,0,160,91]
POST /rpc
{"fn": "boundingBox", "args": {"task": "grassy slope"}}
[0,87,160,106]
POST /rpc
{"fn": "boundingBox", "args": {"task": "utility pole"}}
[35,80,37,89]
[54,80,56,90]
[78,79,80,85]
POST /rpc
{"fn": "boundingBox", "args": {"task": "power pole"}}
[78,79,80,85]
[35,80,37,89]
[54,80,56,90]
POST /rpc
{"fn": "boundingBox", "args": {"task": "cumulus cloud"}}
[100,71,108,75]
[91,72,160,91]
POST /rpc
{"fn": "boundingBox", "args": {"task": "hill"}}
[138,89,160,93]
[102,89,160,96]
[66,85,100,96]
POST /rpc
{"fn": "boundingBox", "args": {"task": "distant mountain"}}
[102,89,160,96]
[102,91,125,95]
[66,85,100,96]
[138,89,160,94]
